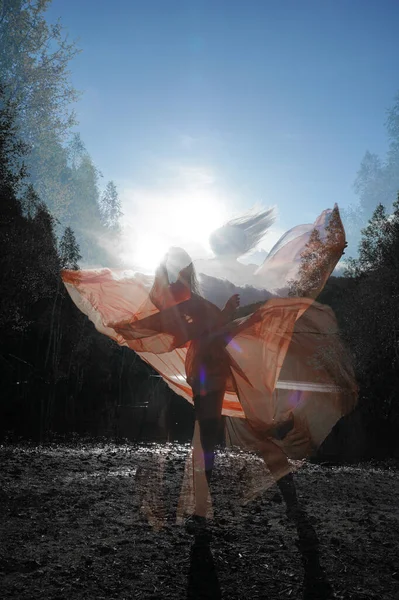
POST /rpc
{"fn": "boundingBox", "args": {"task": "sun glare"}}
[120,168,229,272]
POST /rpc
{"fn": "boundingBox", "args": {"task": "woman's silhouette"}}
[155,247,304,529]
[133,246,262,529]
[61,204,357,530]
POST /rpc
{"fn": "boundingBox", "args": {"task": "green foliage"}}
[338,195,399,439]
[0,1,121,266]
[59,226,81,270]
[0,0,80,139]
[288,206,344,298]
[345,197,399,277]
[0,89,28,195]
[0,81,148,441]
[0,147,59,333]
[344,203,388,277]
[344,92,399,257]
[356,94,399,215]
[100,181,122,230]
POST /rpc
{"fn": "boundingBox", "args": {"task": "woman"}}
[61,206,357,531]
[125,246,262,529]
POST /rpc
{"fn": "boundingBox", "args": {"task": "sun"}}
[120,181,229,272]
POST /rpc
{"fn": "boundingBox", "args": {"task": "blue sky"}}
[46,0,399,264]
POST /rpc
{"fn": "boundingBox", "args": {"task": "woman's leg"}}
[260,439,299,514]
[192,390,224,518]
[198,415,223,485]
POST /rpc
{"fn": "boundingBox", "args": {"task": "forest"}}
[1,0,399,462]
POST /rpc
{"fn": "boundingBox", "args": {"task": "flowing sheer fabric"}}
[62,205,357,522]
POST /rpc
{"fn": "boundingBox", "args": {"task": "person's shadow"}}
[187,532,222,600]
[291,507,334,599]
[185,506,333,600]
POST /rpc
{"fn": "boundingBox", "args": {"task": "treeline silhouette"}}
[317,198,399,460]
[0,88,192,442]
[1,1,398,459]
[0,1,191,443]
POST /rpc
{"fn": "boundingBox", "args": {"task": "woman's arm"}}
[110,295,257,348]
[198,309,263,348]
[170,295,237,344]
[180,295,263,346]
[219,294,240,325]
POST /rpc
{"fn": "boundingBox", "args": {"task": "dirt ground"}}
[1,442,398,600]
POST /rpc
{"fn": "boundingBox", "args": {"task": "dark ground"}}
[1,442,398,600]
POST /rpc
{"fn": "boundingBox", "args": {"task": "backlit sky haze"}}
[46,0,399,265]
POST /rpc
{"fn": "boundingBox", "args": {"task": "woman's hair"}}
[163,247,201,295]
[209,207,276,258]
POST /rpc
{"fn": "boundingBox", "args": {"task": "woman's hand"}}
[220,294,241,325]
[223,294,240,314]
[216,294,240,327]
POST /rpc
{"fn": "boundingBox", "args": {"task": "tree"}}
[59,226,81,270]
[288,205,344,298]
[381,194,399,271]
[68,152,108,264]
[339,195,399,451]
[0,85,59,332]
[344,92,399,257]
[0,0,80,211]
[100,181,122,230]
[344,203,389,277]
[0,1,111,266]
[0,0,80,140]
[67,132,86,171]
[0,87,28,200]
[23,183,40,218]
[0,1,77,228]
[0,19,151,440]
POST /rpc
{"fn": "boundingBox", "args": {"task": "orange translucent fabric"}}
[225,301,357,460]
[61,205,357,460]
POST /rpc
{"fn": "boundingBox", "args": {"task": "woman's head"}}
[163,247,200,295]
[150,247,199,309]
